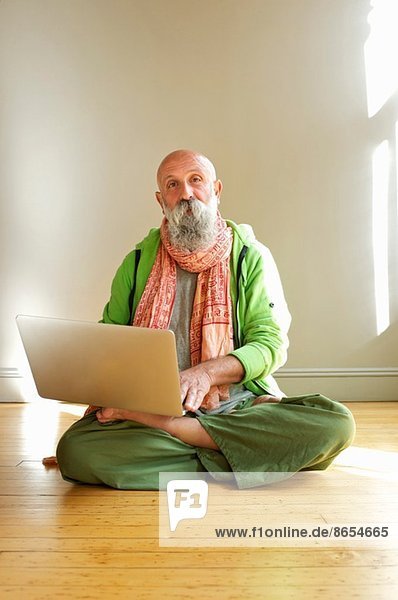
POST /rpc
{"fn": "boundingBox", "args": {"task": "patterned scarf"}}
[133,213,234,410]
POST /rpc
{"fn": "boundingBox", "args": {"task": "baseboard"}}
[275,368,398,401]
[0,368,26,402]
[1,367,397,403]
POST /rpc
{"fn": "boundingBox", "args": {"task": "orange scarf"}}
[133,213,234,410]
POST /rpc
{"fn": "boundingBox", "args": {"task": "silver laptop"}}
[16,315,184,417]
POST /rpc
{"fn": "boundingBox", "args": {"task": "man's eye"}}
[167,181,177,189]
[191,176,202,183]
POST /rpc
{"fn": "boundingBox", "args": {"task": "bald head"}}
[156,149,217,188]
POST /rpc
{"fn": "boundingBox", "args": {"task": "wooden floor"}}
[0,401,397,599]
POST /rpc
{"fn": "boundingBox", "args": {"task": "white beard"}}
[162,196,218,252]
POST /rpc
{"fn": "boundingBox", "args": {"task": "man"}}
[56,149,355,489]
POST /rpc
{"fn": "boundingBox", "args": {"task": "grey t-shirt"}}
[168,265,255,415]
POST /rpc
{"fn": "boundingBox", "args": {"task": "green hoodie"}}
[101,220,291,397]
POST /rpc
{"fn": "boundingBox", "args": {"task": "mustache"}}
[176,198,197,210]
[167,198,209,220]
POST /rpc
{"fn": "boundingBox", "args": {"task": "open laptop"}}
[16,315,184,417]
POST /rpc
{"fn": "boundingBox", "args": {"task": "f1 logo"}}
[166,479,209,531]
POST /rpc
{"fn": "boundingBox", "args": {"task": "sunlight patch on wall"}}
[372,140,390,335]
[364,0,398,118]
[396,121,398,216]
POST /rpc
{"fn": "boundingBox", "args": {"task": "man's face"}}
[156,154,222,212]
[155,153,223,252]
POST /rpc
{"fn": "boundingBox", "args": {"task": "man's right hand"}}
[179,365,213,412]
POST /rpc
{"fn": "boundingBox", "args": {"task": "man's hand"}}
[179,365,212,412]
[180,356,245,412]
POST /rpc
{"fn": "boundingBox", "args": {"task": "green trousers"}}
[56,394,355,490]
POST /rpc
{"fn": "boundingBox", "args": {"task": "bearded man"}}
[56,149,355,489]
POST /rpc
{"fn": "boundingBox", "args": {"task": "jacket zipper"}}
[235,245,248,347]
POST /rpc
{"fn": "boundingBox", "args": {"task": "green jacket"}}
[101,220,291,397]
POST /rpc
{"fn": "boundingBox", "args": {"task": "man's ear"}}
[155,192,164,214]
[214,179,223,201]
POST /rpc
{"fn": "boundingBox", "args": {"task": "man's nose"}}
[180,181,194,200]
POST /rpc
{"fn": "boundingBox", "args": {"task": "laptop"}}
[16,315,184,417]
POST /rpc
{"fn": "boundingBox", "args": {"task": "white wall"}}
[1,0,397,401]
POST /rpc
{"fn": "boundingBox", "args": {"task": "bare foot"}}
[42,456,58,467]
[96,407,175,430]
[96,407,218,450]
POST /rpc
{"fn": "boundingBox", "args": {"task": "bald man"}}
[56,149,355,489]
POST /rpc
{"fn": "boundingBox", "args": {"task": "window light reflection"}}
[372,140,390,335]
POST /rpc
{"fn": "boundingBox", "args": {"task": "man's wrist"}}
[201,355,245,387]
[201,363,216,387]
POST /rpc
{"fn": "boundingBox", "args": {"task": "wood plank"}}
[2,534,397,554]
[1,498,395,514]
[0,585,396,600]
[0,566,397,587]
[1,549,397,569]
[0,505,396,525]
[2,479,369,500]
